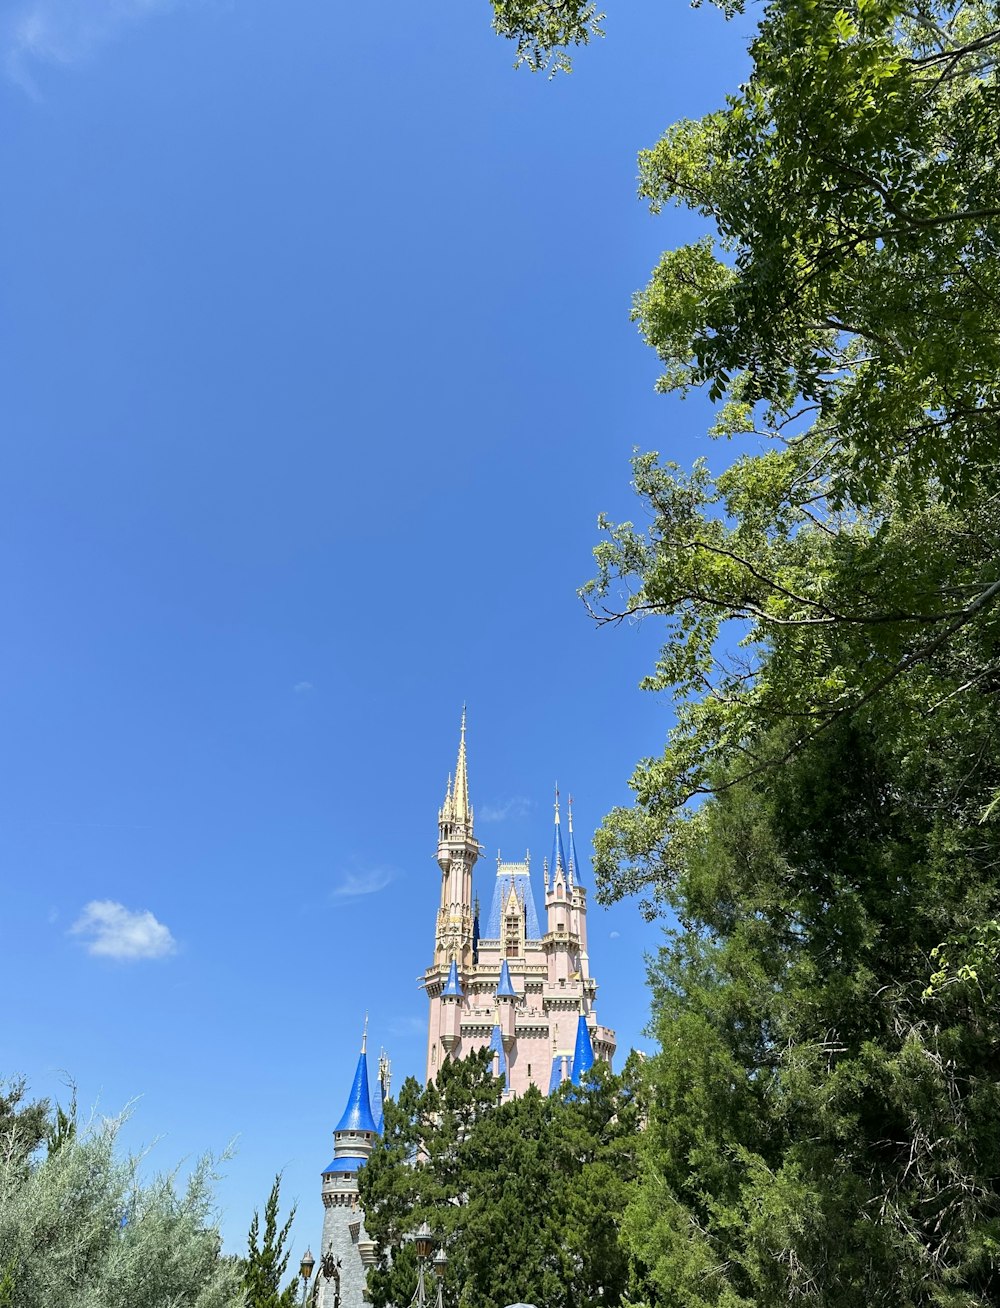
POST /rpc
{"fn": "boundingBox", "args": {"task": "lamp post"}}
[299,1250,315,1306]
[432,1247,447,1308]
[412,1222,435,1308]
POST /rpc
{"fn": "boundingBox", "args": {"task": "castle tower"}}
[433,709,479,972]
[423,722,616,1094]
[316,1029,380,1308]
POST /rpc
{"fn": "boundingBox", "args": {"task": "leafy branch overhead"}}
[555,0,1000,908]
[489,0,605,74]
[481,0,1000,1297]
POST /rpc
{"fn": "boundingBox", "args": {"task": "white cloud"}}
[4,0,180,91]
[609,930,621,940]
[478,796,533,824]
[331,868,394,900]
[293,681,314,694]
[71,900,177,961]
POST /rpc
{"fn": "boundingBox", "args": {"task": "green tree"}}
[0,1078,49,1168]
[485,0,1000,1300]
[359,1050,644,1308]
[243,1174,299,1308]
[0,1096,242,1308]
[489,0,604,74]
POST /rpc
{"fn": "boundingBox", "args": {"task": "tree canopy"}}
[359,1049,645,1308]
[487,0,1000,1300]
[0,1096,242,1308]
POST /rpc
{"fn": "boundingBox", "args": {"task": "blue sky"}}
[0,0,753,1258]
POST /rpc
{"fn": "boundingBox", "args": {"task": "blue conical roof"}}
[548,1053,568,1095]
[551,793,568,878]
[334,1049,379,1134]
[442,960,464,997]
[488,1024,510,1090]
[570,1014,595,1085]
[568,799,584,886]
[496,959,517,998]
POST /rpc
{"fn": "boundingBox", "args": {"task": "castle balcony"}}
[541,930,580,951]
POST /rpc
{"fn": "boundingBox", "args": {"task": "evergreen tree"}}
[360,1049,644,1308]
[243,1174,299,1308]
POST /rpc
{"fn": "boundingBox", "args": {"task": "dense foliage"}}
[488,0,1000,1301]
[0,1087,242,1308]
[358,1049,645,1308]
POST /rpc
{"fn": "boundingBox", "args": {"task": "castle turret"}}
[318,1029,381,1308]
[440,960,463,1054]
[544,791,574,987]
[496,958,517,1051]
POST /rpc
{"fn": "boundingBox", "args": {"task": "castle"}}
[311,715,616,1307]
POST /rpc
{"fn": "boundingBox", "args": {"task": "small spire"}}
[442,959,464,998]
[496,959,517,999]
[551,785,568,879]
[452,707,471,825]
[568,794,584,886]
[570,1013,595,1086]
[361,1012,368,1054]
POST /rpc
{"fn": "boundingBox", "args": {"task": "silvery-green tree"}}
[0,1094,242,1308]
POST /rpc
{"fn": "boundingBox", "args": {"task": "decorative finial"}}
[361,1012,368,1054]
[554,784,561,820]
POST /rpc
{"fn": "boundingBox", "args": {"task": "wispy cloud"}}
[330,867,394,900]
[293,681,314,694]
[609,930,621,940]
[70,900,177,961]
[478,796,533,824]
[4,0,180,92]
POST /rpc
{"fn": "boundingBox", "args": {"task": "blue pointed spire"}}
[334,1032,379,1134]
[551,787,568,878]
[488,1024,510,1090]
[496,958,517,998]
[567,794,584,886]
[548,1053,567,1095]
[442,959,464,997]
[570,1014,595,1085]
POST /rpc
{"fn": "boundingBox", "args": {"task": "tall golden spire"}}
[452,705,470,825]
